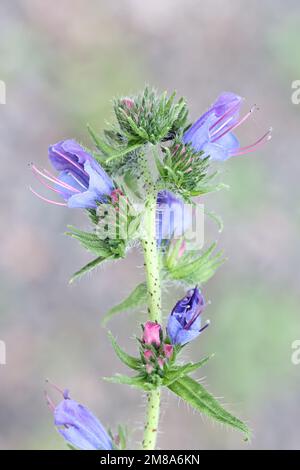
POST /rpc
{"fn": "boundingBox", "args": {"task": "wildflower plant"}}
[31,87,271,450]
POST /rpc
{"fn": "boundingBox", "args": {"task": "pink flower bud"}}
[121,97,134,110]
[163,344,174,359]
[178,239,186,258]
[142,321,161,347]
[146,363,154,374]
[144,349,154,361]
[157,357,165,369]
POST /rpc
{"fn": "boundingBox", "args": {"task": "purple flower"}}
[183,92,272,161]
[167,287,209,346]
[31,139,114,209]
[46,385,113,450]
[156,190,191,243]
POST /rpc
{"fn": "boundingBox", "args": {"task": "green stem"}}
[142,388,161,450]
[141,150,162,450]
[141,191,161,323]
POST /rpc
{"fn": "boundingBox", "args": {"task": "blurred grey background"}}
[0,0,299,450]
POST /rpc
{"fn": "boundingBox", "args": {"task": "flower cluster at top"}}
[30,89,271,212]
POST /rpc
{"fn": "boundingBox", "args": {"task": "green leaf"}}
[103,374,154,391]
[163,356,212,386]
[66,226,111,257]
[87,124,116,156]
[102,283,147,325]
[166,243,224,285]
[168,375,250,439]
[205,210,224,233]
[105,143,144,163]
[69,256,108,284]
[108,332,141,371]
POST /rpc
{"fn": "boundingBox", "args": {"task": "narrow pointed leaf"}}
[163,356,212,386]
[168,375,250,439]
[69,256,108,284]
[108,332,141,371]
[103,374,154,391]
[102,283,147,325]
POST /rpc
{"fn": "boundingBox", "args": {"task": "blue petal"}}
[55,399,112,450]
[84,160,114,197]
[175,329,200,346]
[67,190,99,209]
[167,315,182,344]
[56,171,87,201]
[156,191,191,241]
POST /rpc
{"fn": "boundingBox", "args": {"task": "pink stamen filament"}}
[32,165,81,193]
[209,99,244,132]
[32,170,66,196]
[44,391,56,412]
[29,187,67,206]
[53,148,89,177]
[230,128,272,157]
[211,105,257,143]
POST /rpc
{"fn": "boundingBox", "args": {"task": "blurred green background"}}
[0,0,299,450]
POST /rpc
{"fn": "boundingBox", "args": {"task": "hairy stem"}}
[142,388,161,450]
[141,150,161,450]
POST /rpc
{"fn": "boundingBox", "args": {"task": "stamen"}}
[211,105,257,142]
[32,165,81,193]
[68,173,88,190]
[32,169,65,195]
[44,391,56,412]
[184,306,204,330]
[230,127,272,156]
[45,379,65,396]
[53,148,89,176]
[209,99,244,132]
[29,187,67,206]
[199,319,210,333]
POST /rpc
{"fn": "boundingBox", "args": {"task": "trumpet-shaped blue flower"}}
[46,386,113,450]
[31,139,114,209]
[183,92,272,161]
[167,287,209,346]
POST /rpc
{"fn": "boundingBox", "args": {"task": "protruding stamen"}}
[230,127,272,156]
[209,99,244,132]
[44,391,56,412]
[32,169,65,195]
[45,379,65,396]
[211,105,258,142]
[31,165,81,193]
[29,187,67,206]
[199,319,210,333]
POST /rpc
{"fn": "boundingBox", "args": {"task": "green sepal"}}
[87,123,116,156]
[105,143,144,163]
[69,256,109,284]
[102,283,147,326]
[163,355,212,386]
[168,375,250,440]
[103,374,155,391]
[66,226,111,257]
[165,242,224,285]
[108,332,142,371]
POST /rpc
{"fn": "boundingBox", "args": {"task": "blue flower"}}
[167,287,209,346]
[31,139,114,209]
[183,92,272,161]
[46,386,113,450]
[156,190,191,244]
